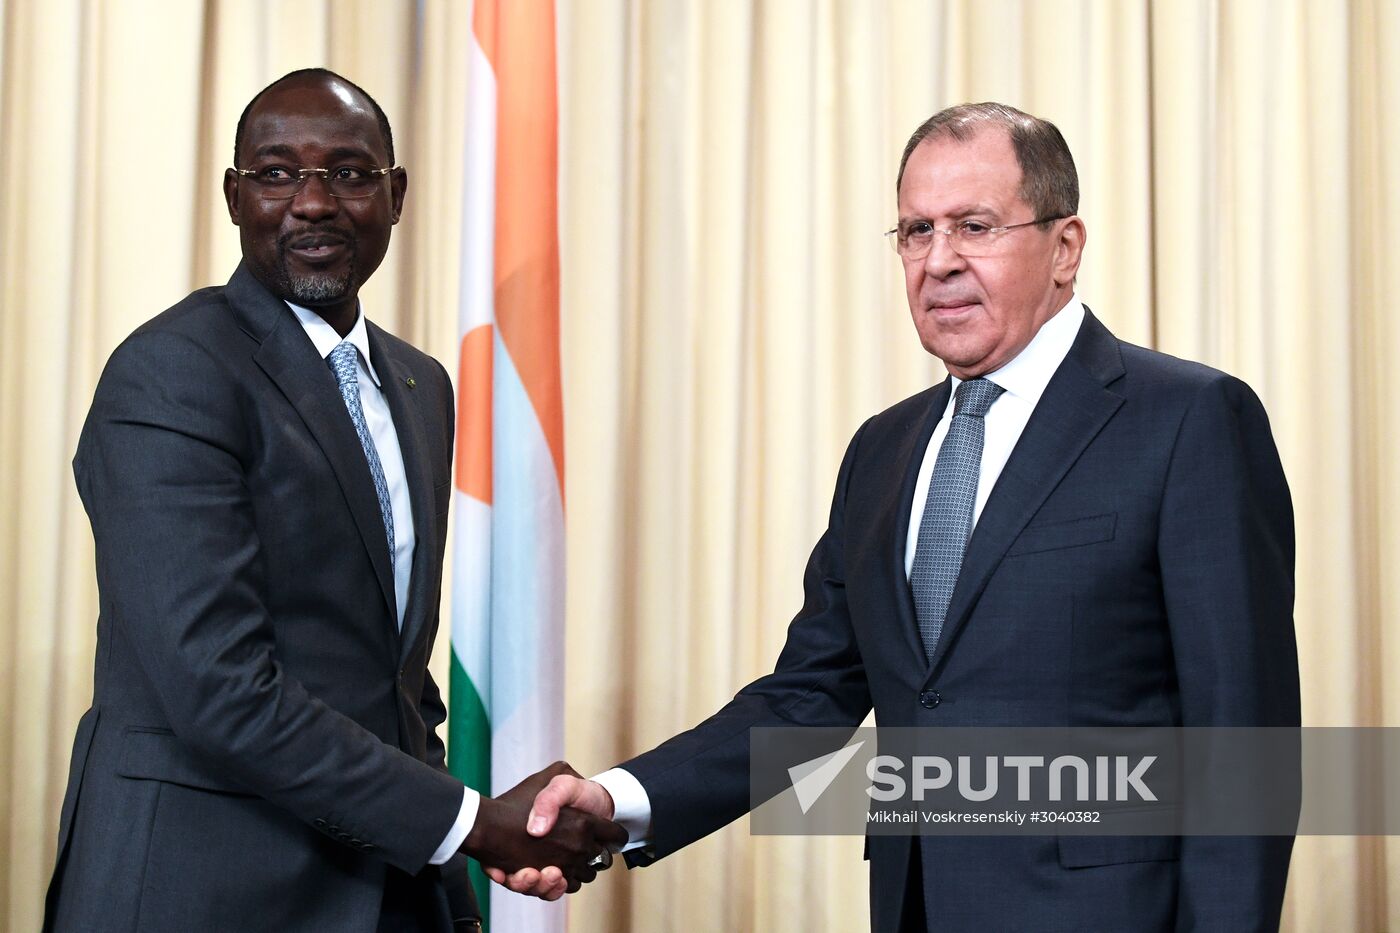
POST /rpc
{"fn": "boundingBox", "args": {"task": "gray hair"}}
[896,102,1078,223]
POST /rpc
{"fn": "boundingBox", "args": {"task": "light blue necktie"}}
[910,378,1005,661]
[328,342,395,560]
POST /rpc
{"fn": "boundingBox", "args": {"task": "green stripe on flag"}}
[448,650,491,790]
[449,649,491,930]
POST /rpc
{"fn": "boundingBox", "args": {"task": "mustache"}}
[278,225,354,252]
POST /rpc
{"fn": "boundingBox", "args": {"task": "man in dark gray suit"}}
[510,103,1300,931]
[44,69,622,933]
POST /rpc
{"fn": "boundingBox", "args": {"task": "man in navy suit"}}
[512,102,1299,931]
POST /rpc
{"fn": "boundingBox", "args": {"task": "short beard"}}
[274,231,358,306]
[286,269,355,304]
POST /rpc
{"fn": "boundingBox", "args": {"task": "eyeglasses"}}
[232,164,400,200]
[884,215,1067,259]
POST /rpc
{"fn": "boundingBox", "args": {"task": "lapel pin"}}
[405,376,416,390]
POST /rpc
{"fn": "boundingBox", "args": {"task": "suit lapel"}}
[227,263,398,624]
[924,309,1126,678]
[369,326,438,663]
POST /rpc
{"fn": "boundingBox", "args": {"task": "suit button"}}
[313,818,328,829]
[919,690,941,709]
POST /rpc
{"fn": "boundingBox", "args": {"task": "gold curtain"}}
[0,1,1394,930]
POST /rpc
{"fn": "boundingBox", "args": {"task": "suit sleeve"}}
[421,668,451,773]
[421,358,458,776]
[75,330,464,873]
[620,420,876,865]
[1157,375,1300,931]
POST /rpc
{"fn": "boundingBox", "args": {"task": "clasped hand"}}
[464,762,623,900]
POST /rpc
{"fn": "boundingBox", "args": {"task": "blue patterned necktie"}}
[911,377,1005,661]
[328,342,395,561]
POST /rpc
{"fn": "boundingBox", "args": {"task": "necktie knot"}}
[328,342,359,388]
[953,378,1004,419]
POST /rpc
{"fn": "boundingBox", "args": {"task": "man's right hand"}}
[461,762,625,898]
[483,768,618,900]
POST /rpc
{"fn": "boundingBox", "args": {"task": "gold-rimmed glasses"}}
[231,164,400,200]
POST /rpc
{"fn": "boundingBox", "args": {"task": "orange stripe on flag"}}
[471,0,498,68]
[483,0,565,496]
[456,324,494,503]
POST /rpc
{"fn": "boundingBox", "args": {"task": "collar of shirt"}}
[285,300,383,387]
[946,294,1085,408]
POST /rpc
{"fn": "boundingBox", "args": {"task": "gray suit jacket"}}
[622,310,1299,932]
[45,263,475,932]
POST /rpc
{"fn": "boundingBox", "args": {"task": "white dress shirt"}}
[288,301,478,864]
[902,296,1084,578]
[289,301,417,621]
[595,296,1087,849]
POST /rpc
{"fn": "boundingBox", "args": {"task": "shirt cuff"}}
[592,767,653,852]
[429,786,481,865]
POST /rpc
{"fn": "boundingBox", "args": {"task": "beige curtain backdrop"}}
[0,1,1394,930]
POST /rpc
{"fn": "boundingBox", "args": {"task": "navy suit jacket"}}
[622,309,1299,932]
[45,264,474,932]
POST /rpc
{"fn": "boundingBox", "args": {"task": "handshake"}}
[461,762,624,901]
